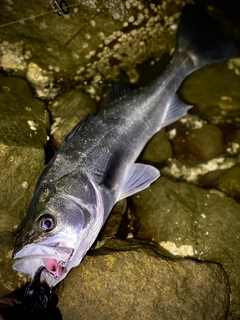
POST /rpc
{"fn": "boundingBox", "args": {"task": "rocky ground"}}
[0,0,240,319]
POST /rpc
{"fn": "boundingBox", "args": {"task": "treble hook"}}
[49,0,70,16]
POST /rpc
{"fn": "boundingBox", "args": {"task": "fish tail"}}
[152,5,239,130]
[176,4,240,71]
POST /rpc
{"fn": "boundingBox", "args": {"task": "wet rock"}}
[185,124,225,162]
[170,122,225,165]
[56,238,229,320]
[0,75,48,296]
[139,129,173,165]
[130,176,240,319]
[0,75,48,227]
[162,115,239,182]
[199,163,240,201]
[0,0,190,99]
[48,90,97,147]
[0,233,26,297]
[179,62,240,126]
[162,155,238,184]
[227,128,240,154]
[98,199,128,240]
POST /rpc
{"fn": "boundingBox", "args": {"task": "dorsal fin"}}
[106,82,136,104]
[60,114,93,148]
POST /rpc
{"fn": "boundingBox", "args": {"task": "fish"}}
[12,4,239,287]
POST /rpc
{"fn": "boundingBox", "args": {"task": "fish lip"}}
[12,243,73,286]
[12,255,66,287]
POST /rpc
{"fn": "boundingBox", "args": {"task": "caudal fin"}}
[177,4,240,69]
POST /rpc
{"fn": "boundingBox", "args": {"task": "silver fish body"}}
[12,4,239,286]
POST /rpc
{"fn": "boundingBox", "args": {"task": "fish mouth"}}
[12,244,73,286]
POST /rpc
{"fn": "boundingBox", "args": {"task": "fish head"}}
[12,170,105,286]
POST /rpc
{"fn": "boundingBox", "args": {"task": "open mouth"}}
[12,244,73,286]
[12,256,66,285]
[43,258,64,277]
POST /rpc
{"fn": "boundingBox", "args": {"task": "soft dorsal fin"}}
[160,94,192,129]
[117,163,160,201]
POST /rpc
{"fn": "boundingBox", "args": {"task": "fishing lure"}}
[49,0,70,16]
[22,266,52,314]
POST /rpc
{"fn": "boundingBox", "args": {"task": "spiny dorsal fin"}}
[60,114,93,148]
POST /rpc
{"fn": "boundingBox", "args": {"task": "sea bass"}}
[12,4,239,287]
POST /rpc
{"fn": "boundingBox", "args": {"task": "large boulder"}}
[130,177,240,319]
[57,238,229,320]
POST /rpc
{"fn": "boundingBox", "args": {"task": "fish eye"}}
[38,215,56,231]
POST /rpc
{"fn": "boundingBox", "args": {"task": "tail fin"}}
[177,4,240,69]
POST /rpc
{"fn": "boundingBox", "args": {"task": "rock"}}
[56,238,229,320]
[139,129,173,165]
[0,234,24,297]
[179,62,240,126]
[130,176,240,319]
[199,163,240,201]
[162,115,239,182]
[0,75,48,296]
[48,90,97,148]
[98,199,128,240]
[0,0,190,99]
[170,122,225,165]
[185,124,225,162]
[0,75,48,228]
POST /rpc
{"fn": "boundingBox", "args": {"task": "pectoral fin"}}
[101,151,160,201]
[117,163,160,201]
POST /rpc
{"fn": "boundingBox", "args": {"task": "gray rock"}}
[56,238,229,320]
[0,75,48,295]
[131,176,240,319]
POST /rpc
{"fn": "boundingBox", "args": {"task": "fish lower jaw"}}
[12,255,67,283]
